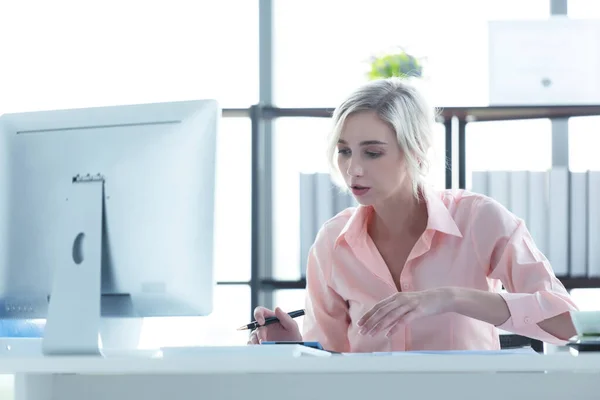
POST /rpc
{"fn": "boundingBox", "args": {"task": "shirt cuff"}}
[497,292,545,330]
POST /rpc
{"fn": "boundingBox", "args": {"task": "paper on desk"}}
[340,347,539,356]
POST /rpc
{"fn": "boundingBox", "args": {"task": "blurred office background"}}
[1,0,600,372]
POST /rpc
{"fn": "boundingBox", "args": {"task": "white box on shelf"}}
[587,171,600,278]
[548,167,569,276]
[488,17,600,105]
[570,172,588,277]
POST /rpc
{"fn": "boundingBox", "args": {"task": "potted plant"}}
[368,47,424,80]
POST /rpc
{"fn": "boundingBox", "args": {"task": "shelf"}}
[559,277,600,290]
[252,104,600,123]
[440,105,600,122]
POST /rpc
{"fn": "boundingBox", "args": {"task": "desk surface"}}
[2,351,600,375]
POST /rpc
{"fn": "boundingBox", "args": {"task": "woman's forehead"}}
[340,112,395,143]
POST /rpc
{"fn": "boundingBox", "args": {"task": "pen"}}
[236,309,305,331]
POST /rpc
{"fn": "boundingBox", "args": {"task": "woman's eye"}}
[366,151,381,158]
[337,148,351,155]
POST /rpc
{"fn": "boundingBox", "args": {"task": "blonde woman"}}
[249,78,578,353]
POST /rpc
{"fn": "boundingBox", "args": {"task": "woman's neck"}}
[368,187,428,241]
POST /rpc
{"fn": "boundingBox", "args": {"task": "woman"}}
[249,78,578,353]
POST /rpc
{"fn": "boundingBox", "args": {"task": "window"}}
[272,118,331,280]
[570,288,600,311]
[567,117,600,304]
[0,376,13,400]
[139,284,251,348]
[429,123,447,190]
[568,117,600,173]
[0,1,258,110]
[214,118,252,282]
[273,0,549,107]
[465,119,552,189]
[568,0,600,18]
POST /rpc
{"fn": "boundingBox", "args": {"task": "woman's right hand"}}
[247,306,303,345]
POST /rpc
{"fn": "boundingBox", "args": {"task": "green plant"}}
[368,49,423,80]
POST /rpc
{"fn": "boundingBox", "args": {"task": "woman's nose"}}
[347,158,363,177]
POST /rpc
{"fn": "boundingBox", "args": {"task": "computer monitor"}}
[0,99,219,356]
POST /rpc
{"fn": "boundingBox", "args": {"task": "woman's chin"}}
[352,193,376,206]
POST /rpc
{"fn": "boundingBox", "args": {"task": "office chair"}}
[500,334,544,353]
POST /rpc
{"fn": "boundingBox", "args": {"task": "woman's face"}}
[336,111,411,206]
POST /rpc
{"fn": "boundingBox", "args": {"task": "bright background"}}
[1,0,600,397]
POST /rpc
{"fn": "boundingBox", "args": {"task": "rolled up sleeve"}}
[302,227,351,353]
[473,197,579,345]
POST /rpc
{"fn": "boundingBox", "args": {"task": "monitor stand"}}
[42,174,142,356]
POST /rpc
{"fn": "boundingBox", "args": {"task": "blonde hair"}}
[326,78,437,199]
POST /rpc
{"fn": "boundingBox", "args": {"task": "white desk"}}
[6,346,600,400]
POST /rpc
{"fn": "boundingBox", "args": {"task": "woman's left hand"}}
[357,288,453,337]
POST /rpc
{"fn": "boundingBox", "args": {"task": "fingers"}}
[385,323,401,338]
[358,299,397,335]
[256,326,268,342]
[246,327,267,345]
[248,306,271,346]
[357,294,397,327]
[253,306,276,325]
[386,311,417,337]
[274,307,298,331]
[247,330,260,345]
[372,304,412,335]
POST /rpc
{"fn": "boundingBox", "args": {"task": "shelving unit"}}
[220,104,600,313]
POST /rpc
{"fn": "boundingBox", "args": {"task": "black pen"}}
[236,309,305,331]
